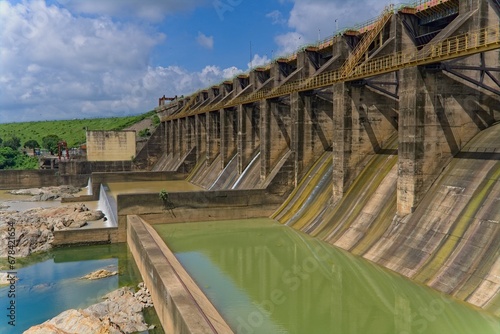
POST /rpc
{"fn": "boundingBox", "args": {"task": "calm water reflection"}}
[155,219,500,334]
[0,244,141,333]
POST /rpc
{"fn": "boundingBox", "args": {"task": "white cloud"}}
[196,32,214,50]
[275,0,388,55]
[58,0,210,21]
[274,32,304,56]
[248,54,270,69]
[0,0,240,123]
[266,10,286,25]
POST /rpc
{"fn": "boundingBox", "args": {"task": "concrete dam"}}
[146,0,500,321]
[6,0,497,332]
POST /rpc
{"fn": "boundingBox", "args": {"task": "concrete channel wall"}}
[0,170,89,190]
[90,171,186,199]
[117,189,284,228]
[127,215,234,334]
[52,227,120,246]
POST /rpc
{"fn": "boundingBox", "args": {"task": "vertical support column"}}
[170,120,178,157]
[332,82,353,203]
[291,92,303,187]
[179,118,187,157]
[188,116,196,154]
[187,116,192,152]
[260,99,271,180]
[164,121,170,156]
[237,105,245,175]
[238,103,260,175]
[221,108,227,169]
[260,97,293,185]
[398,66,428,215]
[221,108,238,168]
[206,112,220,165]
[195,114,207,163]
[398,66,459,216]
[159,121,166,150]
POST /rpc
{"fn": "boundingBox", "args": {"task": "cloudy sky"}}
[0,0,390,123]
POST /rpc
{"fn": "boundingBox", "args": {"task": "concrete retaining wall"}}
[134,123,166,170]
[59,160,134,175]
[86,130,136,161]
[53,227,120,246]
[127,216,233,334]
[89,171,186,198]
[118,189,283,225]
[0,170,89,190]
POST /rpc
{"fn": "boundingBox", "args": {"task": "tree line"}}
[0,134,63,170]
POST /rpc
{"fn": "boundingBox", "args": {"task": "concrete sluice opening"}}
[132,217,499,334]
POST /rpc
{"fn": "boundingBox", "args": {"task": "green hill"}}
[0,111,157,149]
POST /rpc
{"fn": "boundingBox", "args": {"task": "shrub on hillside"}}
[3,136,21,150]
[138,128,151,138]
[0,147,18,169]
[42,134,62,155]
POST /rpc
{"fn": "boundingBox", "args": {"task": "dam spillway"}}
[153,0,500,215]
[142,0,500,317]
[28,0,500,332]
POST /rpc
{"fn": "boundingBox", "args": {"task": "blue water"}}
[0,244,140,333]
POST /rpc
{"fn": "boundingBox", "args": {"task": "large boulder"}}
[9,185,81,201]
[24,309,114,334]
[24,284,154,334]
[81,269,118,280]
[0,204,107,258]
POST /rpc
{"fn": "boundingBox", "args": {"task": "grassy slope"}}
[0,111,155,148]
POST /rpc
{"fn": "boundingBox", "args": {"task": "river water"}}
[0,185,164,333]
[155,218,500,334]
[0,244,145,333]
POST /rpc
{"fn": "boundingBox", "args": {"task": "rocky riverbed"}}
[0,203,105,257]
[24,282,155,334]
[8,185,82,201]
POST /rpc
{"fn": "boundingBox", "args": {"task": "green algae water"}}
[0,244,148,334]
[154,219,500,334]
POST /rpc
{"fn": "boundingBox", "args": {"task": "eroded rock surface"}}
[9,185,81,201]
[0,204,105,257]
[24,283,154,334]
[81,269,118,280]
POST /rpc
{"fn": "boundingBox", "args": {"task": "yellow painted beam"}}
[166,25,500,121]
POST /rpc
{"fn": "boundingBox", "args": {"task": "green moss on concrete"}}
[414,165,500,284]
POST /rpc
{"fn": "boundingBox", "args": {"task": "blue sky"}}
[0,0,390,123]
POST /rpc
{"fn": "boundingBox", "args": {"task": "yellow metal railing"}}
[400,0,454,10]
[167,24,500,120]
[175,92,198,117]
[350,25,500,81]
[339,5,394,78]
